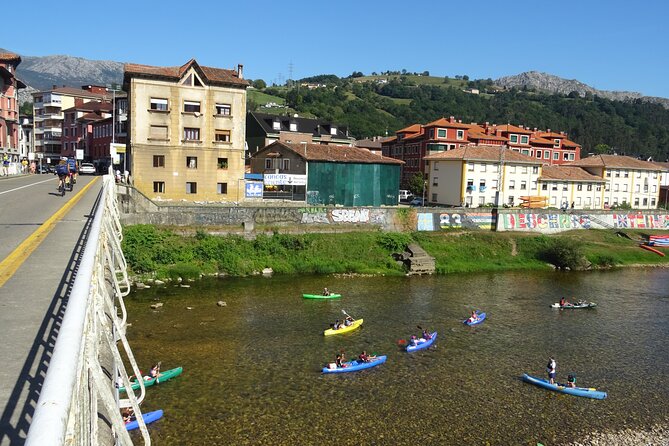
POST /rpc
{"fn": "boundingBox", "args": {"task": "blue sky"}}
[3,0,669,97]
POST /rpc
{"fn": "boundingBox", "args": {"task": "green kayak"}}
[302,293,341,299]
[120,366,183,392]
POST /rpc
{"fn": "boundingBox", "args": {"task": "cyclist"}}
[55,158,70,196]
[67,157,78,187]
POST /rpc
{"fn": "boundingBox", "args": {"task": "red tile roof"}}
[468,131,507,141]
[538,132,564,139]
[424,145,541,164]
[0,52,21,62]
[561,138,580,148]
[124,58,248,87]
[530,136,555,145]
[263,141,404,164]
[566,154,662,170]
[493,124,533,134]
[396,124,422,134]
[539,166,604,182]
[62,101,113,113]
[424,117,473,129]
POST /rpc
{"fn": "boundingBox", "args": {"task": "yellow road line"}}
[0,177,100,288]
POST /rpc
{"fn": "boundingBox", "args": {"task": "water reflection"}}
[126,269,669,445]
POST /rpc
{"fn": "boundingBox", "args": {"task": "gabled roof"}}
[79,112,108,121]
[0,52,21,63]
[62,101,113,113]
[651,161,669,171]
[538,132,565,139]
[354,138,382,150]
[396,123,422,134]
[424,117,473,129]
[539,165,605,182]
[423,145,541,164]
[248,112,351,140]
[256,141,403,165]
[493,124,533,134]
[566,154,662,170]
[561,138,580,148]
[530,136,555,145]
[124,58,248,87]
[32,86,108,99]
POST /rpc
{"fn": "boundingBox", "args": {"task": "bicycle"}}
[68,172,74,191]
[58,176,66,196]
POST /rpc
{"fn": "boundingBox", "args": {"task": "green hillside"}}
[246,74,669,160]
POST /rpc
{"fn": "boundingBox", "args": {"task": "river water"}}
[124,268,669,445]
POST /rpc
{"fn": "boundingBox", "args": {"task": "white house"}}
[538,165,606,209]
[424,145,543,207]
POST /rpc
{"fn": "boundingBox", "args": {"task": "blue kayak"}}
[126,409,164,431]
[464,312,486,326]
[406,332,437,352]
[322,355,387,374]
[522,374,607,400]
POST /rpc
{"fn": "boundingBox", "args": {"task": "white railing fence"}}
[25,174,151,446]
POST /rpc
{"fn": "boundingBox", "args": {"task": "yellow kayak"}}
[323,319,363,336]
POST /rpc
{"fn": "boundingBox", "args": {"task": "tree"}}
[422,71,430,76]
[593,143,611,154]
[285,88,303,108]
[252,79,267,90]
[349,71,364,78]
[20,102,33,116]
[407,173,426,196]
[462,75,469,81]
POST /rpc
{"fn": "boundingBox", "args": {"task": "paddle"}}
[341,309,355,320]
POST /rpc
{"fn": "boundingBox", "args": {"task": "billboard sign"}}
[264,174,307,186]
[245,181,263,198]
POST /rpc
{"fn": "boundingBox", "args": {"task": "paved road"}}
[0,173,102,445]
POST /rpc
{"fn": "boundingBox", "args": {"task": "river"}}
[124,268,669,445]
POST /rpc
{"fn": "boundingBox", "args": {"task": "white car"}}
[79,163,96,175]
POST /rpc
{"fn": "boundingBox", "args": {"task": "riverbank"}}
[121,224,669,280]
[569,423,669,446]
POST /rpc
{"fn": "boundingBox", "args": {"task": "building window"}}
[577,183,583,191]
[544,150,550,159]
[606,170,611,177]
[635,184,640,192]
[541,183,547,191]
[480,163,487,172]
[536,151,542,159]
[614,184,619,192]
[186,182,197,194]
[553,152,559,160]
[217,183,228,194]
[623,170,629,178]
[437,129,446,138]
[532,166,539,174]
[510,134,518,143]
[149,125,168,140]
[272,120,280,131]
[634,198,640,207]
[467,163,474,171]
[552,183,558,191]
[184,127,200,141]
[215,103,231,115]
[615,170,620,178]
[521,149,530,155]
[587,184,592,191]
[153,181,165,193]
[153,155,165,167]
[521,166,528,174]
[623,184,628,192]
[282,159,290,170]
[150,98,169,111]
[651,198,656,207]
[265,159,273,169]
[186,156,197,169]
[562,183,568,191]
[289,122,297,131]
[215,129,231,142]
[184,101,201,113]
[509,180,515,190]
[429,129,435,139]
[520,181,527,190]
[643,198,648,206]
[217,157,228,169]
[456,130,464,140]
[492,179,498,190]
[520,135,529,144]
[554,139,560,147]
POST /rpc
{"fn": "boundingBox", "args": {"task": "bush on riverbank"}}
[121,225,669,279]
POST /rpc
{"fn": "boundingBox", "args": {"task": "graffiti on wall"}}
[299,208,387,225]
[416,212,496,231]
[501,213,592,231]
[613,213,669,229]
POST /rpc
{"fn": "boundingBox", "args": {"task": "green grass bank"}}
[121,225,669,281]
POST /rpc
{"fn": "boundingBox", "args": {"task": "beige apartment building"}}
[123,59,248,202]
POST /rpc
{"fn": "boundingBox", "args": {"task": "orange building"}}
[0,52,26,161]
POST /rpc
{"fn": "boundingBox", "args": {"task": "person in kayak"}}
[332,319,341,330]
[421,329,432,340]
[409,335,419,346]
[547,357,557,384]
[323,288,330,296]
[358,351,377,363]
[559,297,566,307]
[335,353,347,368]
[567,374,576,388]
[122,407,135,424]
[344,315,354,326]
[468,311,479,323]
[145,362,161,380]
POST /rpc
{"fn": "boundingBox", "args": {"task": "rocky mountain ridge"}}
[495,71,669,108]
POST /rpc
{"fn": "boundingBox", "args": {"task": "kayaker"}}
[468,310,479,323]
[122,407,135,424]
[358,351,377,363]
[547,357,557,384]
[409,335,419,346]
[335,353,346,368]
[559,297,566,307]
[145,362,161,380]
[333,319,341,330]
[422,329,432,340]
[567,374,576,388]
[344,315,354,326]
[323,288,330,296]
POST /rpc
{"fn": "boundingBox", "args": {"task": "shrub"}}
[377,232,412,252]
[537,238,585,269]
[164,263,201,280]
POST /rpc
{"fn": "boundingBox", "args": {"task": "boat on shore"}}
[522,373,607,399]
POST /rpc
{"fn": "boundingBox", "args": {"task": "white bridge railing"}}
[25,174,152,445]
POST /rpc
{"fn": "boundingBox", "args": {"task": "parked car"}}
[79,163,96,175]
[410,197,426,206]
[398,189,413,202]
